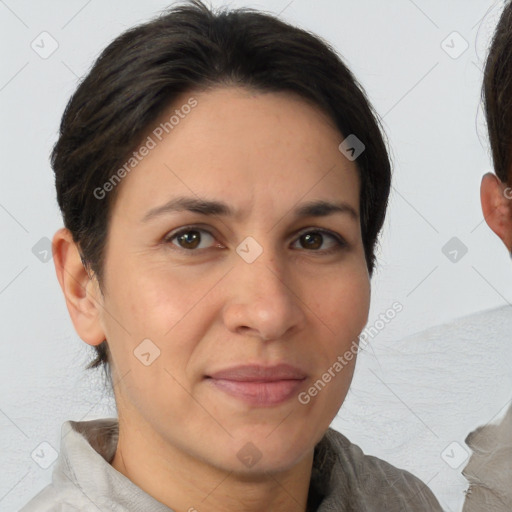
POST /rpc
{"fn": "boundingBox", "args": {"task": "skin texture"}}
[480,172,512,250]
[52,87,371,512]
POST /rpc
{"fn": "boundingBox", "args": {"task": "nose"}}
[221,246,307,342]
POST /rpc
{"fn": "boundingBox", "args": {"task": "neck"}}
[110,418,315,512]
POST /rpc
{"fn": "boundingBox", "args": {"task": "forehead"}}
[111,86,360,220]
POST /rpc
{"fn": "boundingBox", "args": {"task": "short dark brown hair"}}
[52,0,391,372]
[483,0,512,183]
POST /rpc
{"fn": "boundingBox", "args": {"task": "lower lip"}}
[207,378,305,406]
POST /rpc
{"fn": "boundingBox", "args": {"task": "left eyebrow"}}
[294,200,358,220]
[141,196,358,222]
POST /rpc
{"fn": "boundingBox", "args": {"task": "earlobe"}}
[52,228,106,346]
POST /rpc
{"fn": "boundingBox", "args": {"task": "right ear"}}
[480,172,512,251]
[52,228,106,346]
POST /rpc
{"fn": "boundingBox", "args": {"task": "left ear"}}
[480,172,512,251]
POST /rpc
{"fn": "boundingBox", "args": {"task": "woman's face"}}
[95,86,370,473]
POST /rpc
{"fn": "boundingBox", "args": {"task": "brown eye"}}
[292,229,347,253]
[166,228,216,250]
[300,232,323,250]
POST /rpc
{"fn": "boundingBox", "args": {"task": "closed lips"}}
[205,364,307,406]
[206,364,307,381]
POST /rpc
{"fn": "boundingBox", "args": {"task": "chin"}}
[215,425,317,475]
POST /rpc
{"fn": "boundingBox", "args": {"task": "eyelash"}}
[162,225,348,256]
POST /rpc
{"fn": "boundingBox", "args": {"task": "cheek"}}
[104,266,220,375]
[108,265,199,334]
[312,267,370,345]
[309,271,369,409]
[101,271,202,415]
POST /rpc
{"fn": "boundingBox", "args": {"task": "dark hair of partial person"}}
[483,0,512,183]
[51,0,392,373]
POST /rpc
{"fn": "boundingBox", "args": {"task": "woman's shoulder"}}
[311,427,443,511]
[18,418,121,512]
[19,484,84,512]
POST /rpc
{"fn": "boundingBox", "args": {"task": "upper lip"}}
[206,364,307,382]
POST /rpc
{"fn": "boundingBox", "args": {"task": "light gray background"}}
[1,1,511,511]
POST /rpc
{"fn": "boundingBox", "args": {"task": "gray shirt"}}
[462,404,512,511]
[20,418,442,511]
